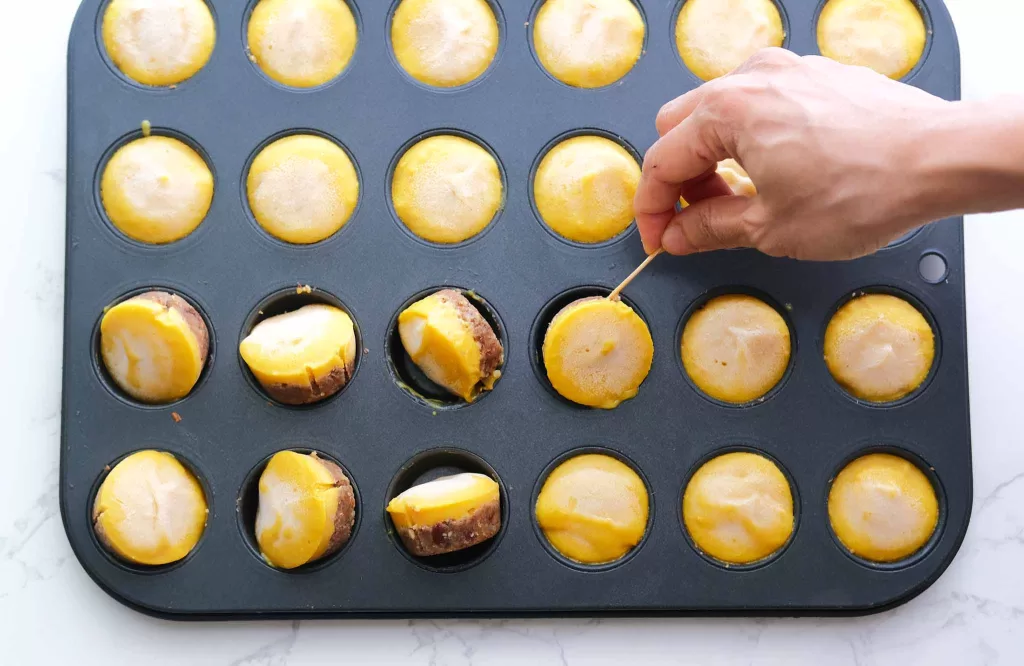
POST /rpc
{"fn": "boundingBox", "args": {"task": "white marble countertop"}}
[2,0,1023,663]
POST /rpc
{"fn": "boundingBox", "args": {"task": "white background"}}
[1,0,1022,663]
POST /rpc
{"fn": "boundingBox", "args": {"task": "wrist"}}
[909,98,1024,220]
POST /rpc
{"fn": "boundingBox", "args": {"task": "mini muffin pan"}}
[62,0,968,617]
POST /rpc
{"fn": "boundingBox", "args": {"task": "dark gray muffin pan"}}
[61,0,969,617]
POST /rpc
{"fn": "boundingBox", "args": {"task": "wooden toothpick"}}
[608,248,664,301]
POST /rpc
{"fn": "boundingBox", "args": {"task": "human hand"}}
[634,48,954,260]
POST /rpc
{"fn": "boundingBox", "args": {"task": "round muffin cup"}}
[528,128,642,249]
[385,129,507,248]
[530,285,652,409]
[238,286,363,409]
[819,286,941,408]
[678,444,800,571]
[675,286,797,409]
[88,447,212,575]
[531,446,654,572]
[386,287,507,409]
[825,444,947,571]
[236,447,361,573]
[383,448,508,573]
[240,128,362,249]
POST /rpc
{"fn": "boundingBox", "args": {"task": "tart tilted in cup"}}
[100,291,210,404]
[397,290,504,402]
[387,472,501,556]
[255,451,356,569]
[240,303,358,405]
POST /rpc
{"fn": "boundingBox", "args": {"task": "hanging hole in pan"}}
[918,252,948,284]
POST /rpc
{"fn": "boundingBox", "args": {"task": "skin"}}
[635,48,1024,261]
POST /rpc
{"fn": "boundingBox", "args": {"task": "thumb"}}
[661,195,757,254]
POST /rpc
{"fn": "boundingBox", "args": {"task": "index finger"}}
[634,113,730,251]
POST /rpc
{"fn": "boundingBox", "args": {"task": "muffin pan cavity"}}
[63,0,969,617]
[236,447,362,573]
[384,448,508,572]
[239,286,363,408]
[386,287,507,409]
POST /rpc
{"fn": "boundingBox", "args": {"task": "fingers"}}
[655,87,706,136]
[635,209,675,254]
[678,170,734,207]
[660,195,757,255]
[634,113,730,251]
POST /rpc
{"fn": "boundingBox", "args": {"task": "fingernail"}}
[662,224,688,255]
[641,237,659,254]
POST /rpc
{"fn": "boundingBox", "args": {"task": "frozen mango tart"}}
[828,453,938,562]
[534,136,640,244]
[387,473,501,556]
[683,451,794,564]
[247,134,360,244]
[392,135,503,244]
[240,303,358,405]
[543,297,653,409]
[398,290,504,402]
[256,451,356,569]
[824,293,934,402]
[93,450,207,566]
[248,0,358,88]
[675,0,784,81]
[100,291,210,403]
[817,0,926,80]
[535,454,649,565]
[682,294,791,404]
[391,0,499,88]
[533,0,645,88]
[101,135,213,244]
[102,0,215,86]
[681,159,755,207]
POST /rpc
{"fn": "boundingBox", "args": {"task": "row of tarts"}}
[99,284,935,410]
[95,446,939,571]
